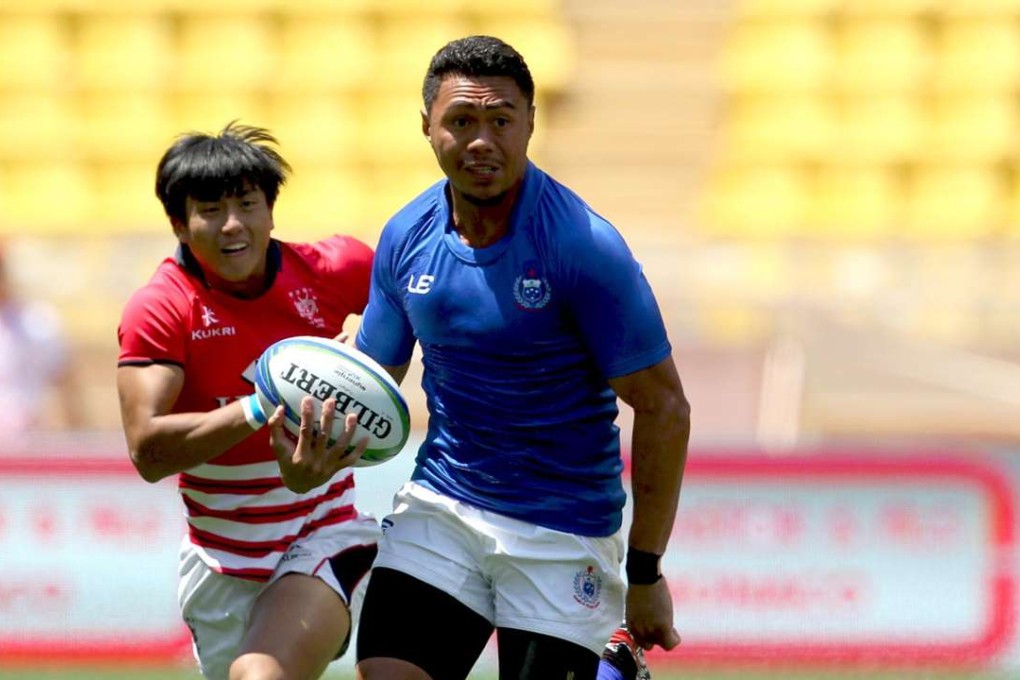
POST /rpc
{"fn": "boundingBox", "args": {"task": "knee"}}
[228,653,287,680]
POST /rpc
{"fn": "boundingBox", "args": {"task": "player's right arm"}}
[117,363,261,483]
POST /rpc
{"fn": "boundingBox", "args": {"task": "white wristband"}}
[241,393,268,431]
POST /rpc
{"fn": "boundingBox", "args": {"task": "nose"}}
[222,207,245,233]
[467,123,497,151]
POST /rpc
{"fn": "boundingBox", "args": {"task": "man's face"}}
[172,185,274,293]
[423,74,535,206]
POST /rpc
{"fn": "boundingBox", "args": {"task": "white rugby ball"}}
[254,336,410,467]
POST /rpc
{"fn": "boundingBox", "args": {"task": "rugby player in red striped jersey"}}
[117,121,380,680]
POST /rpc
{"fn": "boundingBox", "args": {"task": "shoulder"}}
[377,179,446,253]
[122,259,193,321]
[286,235,374,274]
[533,170,629,257]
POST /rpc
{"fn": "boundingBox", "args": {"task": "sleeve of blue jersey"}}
[355,223,417,367]
[560,215,672,379]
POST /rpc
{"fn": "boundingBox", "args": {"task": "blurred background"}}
[2,0,1020,677]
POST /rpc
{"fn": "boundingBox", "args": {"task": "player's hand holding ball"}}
[249,334,411,492]
[267,396,367,494]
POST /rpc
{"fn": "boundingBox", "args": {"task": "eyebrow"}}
[448,100,517,111]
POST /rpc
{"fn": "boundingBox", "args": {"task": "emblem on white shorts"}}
[573,565,602,609]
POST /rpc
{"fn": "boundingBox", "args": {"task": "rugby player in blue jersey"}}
[352,35,689,680]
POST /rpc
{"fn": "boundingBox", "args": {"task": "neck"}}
[449,187,519,249]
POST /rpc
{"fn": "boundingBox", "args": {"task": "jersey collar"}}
[439,162,546,264]
[175,239,283,291]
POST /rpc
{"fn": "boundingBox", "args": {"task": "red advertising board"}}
[1,448,1016,670]
[650,454,1015,668]
[0,456,191,665]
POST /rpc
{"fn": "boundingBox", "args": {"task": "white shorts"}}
[374,482,625,654]
[178,517,379,680]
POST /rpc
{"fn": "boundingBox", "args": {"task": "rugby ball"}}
[254,336,410,467]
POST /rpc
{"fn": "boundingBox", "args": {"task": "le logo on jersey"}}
[513,261,551,311]
[407,273,435,295]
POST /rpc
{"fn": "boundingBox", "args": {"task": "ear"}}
[170,218,189,243]
[421,109,431,141]
[528,105,536,136]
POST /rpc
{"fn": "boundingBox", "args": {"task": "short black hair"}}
[422,35,535,115]
[155,121,291,222]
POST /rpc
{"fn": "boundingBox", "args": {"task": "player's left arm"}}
[608,355,690,652]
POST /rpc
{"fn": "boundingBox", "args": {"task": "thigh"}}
[490,525,625,655]
[178,543,261,680]
[357,567,493,680]
[234,573,349,680]
[496,628,600,680]
[371,482,496,621]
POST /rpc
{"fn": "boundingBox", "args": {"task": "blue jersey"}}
[356,163,671,536]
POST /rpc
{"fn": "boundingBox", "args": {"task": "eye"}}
[493,117,511,128]
[198,205,220,215]
[452,117,471,128]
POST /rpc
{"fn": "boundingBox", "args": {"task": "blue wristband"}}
[241,393,268,430]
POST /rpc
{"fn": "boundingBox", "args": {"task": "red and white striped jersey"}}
[118,236,375,580]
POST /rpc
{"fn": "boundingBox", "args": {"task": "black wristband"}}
[625,548,663,585]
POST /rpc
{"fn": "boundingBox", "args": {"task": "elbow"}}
[674,393,691,440]
[129,447,170,484]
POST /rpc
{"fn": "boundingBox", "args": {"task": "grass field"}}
[0,667,1016,680]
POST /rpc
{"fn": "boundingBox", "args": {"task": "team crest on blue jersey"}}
[573,566,602,609]
[513,261,551,310]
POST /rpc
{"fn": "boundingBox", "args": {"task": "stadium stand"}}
[3,0,1018,444]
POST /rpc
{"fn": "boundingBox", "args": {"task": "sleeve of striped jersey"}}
[315,234,375,314]
[117,283,188,366]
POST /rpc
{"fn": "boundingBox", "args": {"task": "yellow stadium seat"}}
[832,19,929,94]
[1004,172,1020,235]
[274,15,375,93]
[356,92,432,162]
[3,162,93,234]
[471,17,576,93]
[362,160,446,229]
[736,0,843,18]
[839,0,933,16]
[722,19,833,93]
[265,94,361,164]
[721,94,835,164]
[73,14,174,91]
[175,15,276,93]
[0,93,75,161]
[932,19,1020,93]
[833,95,925,164]
[808,166,900,239]
[924,94,1017,164]
[170,93,268,136]
[92,162,166,231]
[372,0,468,13]
[0,14,68,91]
[374,16,472,90]
[76,93,175,162]
[271,164,374,241]
[940,0,1020,17]
[902,165,1004,238]
[701,165,809,239]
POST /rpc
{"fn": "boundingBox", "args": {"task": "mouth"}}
[464,162,498,179]
[221,243,249,256]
